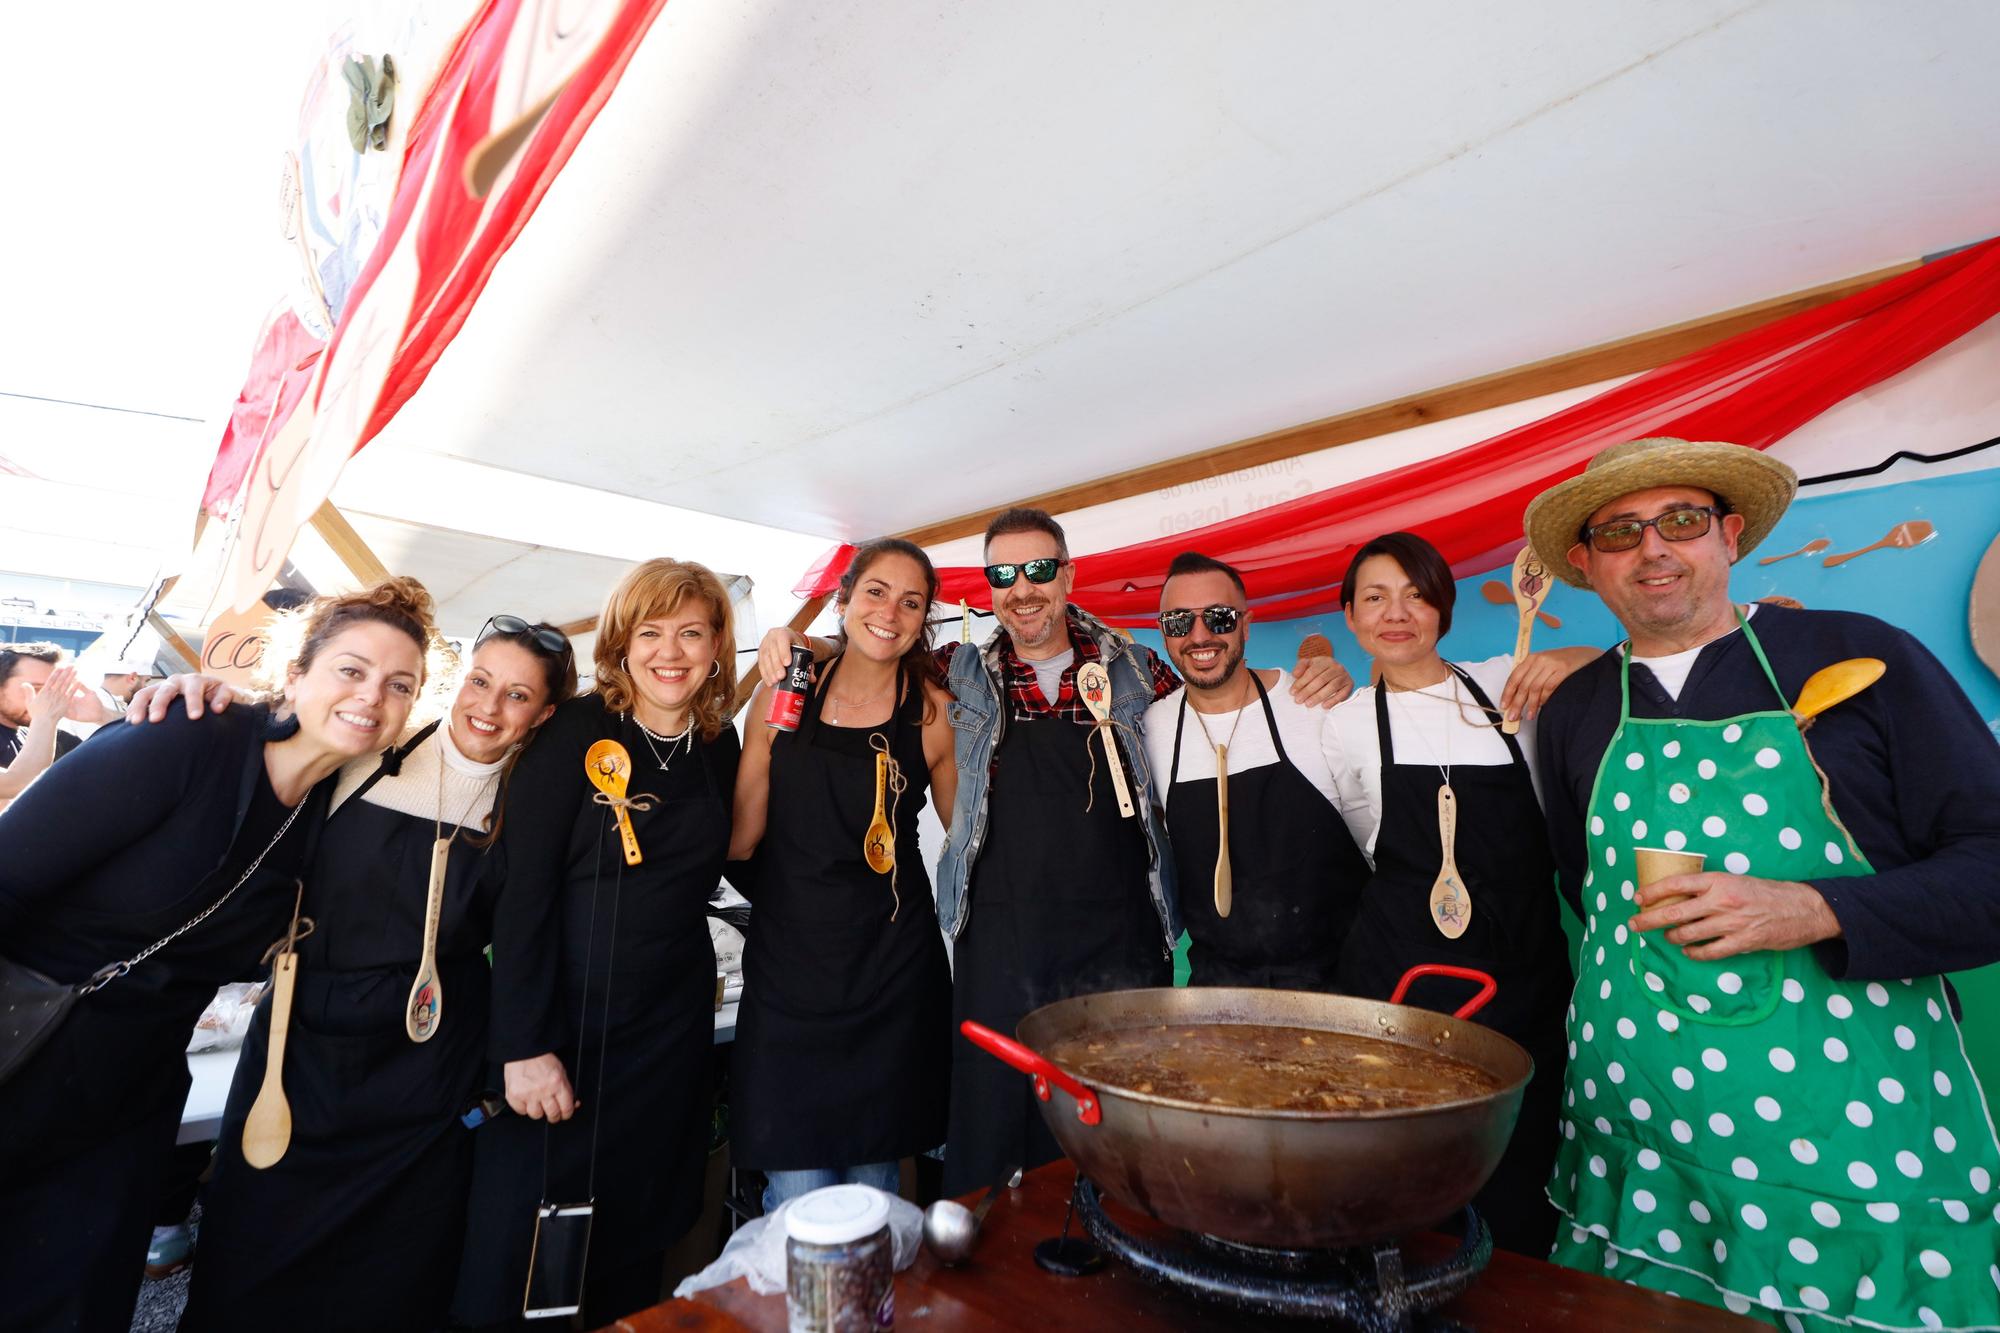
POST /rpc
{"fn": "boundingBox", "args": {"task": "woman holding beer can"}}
[730,538,957,1210]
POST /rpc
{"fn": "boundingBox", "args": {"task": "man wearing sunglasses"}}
[1140,553,1372,991]
[1520,437,2000,1324]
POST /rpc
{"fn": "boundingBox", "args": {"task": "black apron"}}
[1166,672,1369,988]
[1335,665,1571,1258]
[182,748,501,1333]
[452,713,728,1327]
[731,668,951,1170]
[943,706,1170,1196]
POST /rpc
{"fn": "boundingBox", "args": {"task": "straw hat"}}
[1524,437,1798,589]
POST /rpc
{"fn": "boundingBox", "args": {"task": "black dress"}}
[182,723,537,1332]
[943,709,1171,1197]
[1334,666,1571,1257]
[452,697,736,1328]
[0,703,324,1333]
[731,668,951,1172]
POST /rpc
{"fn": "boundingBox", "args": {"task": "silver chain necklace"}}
[631,714,692,771]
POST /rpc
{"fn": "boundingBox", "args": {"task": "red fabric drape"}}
[800,238,2000,624]
[199,306,325,511]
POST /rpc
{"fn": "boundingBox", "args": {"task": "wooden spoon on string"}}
[1823,520,1935,568]
[585,741,643,865]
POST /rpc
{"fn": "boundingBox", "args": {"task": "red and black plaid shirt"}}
[934,608,1180,725]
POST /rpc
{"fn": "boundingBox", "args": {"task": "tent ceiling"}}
[365,0,2000,542]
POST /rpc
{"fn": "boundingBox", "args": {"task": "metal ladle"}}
[923,1168,1021,1265]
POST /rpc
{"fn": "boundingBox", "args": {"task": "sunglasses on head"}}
[984,557,1066,589]
[1158,604,1243,638]
[477,614,573,665]
[1579,504,1727,554]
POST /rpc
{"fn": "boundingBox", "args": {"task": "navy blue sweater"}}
[1536,604,2000,981]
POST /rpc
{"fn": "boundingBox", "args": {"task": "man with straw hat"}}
[1523,437,2000,1326]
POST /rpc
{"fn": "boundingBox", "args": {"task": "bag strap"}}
[79,793,310,995]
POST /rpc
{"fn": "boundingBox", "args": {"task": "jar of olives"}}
[784,1185,894,1332]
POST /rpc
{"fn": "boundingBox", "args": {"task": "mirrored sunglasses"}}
[1581,504,1725,554]
[1158,604,1242,638]
[984,558,1065,588]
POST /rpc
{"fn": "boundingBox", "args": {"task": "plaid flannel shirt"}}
[934,607,1180,725]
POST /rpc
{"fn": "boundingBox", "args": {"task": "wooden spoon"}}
[1503,549,1554,734]
[1758,537,1830,566]
[1074,662,1135,818]
[1213,744,1232,919]
[1298,632,1334,658]
[1479,582,1560,628]
[1428,787,1470,939]
[1793,657,1885,728]
[405,838,449,1043]
[584,740,643,865]
[241,952,298,1169]
[863,749,896,875]
[1823,519,1935,568]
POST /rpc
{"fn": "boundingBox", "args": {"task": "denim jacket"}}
[934,604,1181,950]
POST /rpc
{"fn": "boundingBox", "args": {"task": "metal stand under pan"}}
[1074,1176,1490,1332]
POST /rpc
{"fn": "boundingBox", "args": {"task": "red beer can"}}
[767,644,813,731]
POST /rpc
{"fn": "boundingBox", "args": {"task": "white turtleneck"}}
[330,721,507,833]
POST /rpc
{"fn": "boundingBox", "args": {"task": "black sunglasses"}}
[1158,604,1243,638]
[984,557,1066,589]
[1580,504,1727,554]
[476,614,573,665]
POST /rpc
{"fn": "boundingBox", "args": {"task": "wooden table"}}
[613,1163,1757,1331]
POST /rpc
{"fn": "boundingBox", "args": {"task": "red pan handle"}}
[960,1021,1101,1126]
[1388,964,1498,1020]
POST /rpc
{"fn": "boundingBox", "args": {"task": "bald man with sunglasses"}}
[759,508,1351,1194]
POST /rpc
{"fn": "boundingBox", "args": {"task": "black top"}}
[0,724,81,768]
[1536,604,2000,981]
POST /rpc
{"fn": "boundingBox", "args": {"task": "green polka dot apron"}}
[1548,613,2000,1331]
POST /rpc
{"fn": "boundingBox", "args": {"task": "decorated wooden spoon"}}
[1075,662,1136,818]
[585,740,644,865]
[1758,536,1830,566]
[1504,549,1554,734]
[1822,519,1935,568]
[241,951,298,1169]
[405,837,449,1043]
[1428,787,1470,939]
[864,748,896,875]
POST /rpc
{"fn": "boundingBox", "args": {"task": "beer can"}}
[767,644,813,731]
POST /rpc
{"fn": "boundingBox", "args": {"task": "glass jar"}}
[784,1184,894,1333]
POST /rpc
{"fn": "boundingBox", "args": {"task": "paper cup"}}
[1634,847,1704,907]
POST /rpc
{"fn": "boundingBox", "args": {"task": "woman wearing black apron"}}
[730,539,956,1211]
[174,619,574,1332]
[0,579,437,1333]
[1147,557,1373,988]
[1328,532,1596,1258]
[453,560,740,1330]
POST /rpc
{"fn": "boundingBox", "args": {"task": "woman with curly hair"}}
[454,559,742,1329]
[0,577,439,1333]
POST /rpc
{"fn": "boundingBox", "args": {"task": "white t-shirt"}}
[1324,655,1539,864]
[1631,603,1758,700]
[1142,669,1340,807]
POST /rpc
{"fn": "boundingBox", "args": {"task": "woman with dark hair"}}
[730,538,957,1209]
[1326,532,1594,1256]
[454,560,741,1330]
[137,616,579,1331]
[0,577,438,1333]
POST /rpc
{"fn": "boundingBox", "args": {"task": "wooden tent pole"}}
[310,502,393,587]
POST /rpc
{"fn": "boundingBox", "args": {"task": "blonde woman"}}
[454,559,742,1330]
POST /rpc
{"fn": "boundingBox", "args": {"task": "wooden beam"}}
[895,260,1920,549]
[310,502,393,586]
[732,593,830,717]
[555,615,598,637]
[146,612,201,673]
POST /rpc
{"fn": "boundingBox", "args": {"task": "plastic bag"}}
[672,1187,923,1298]
[186,982,265,1054]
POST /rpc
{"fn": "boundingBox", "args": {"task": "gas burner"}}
[1074,1177,1490,1332]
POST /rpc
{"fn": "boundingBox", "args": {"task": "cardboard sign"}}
[202,603,278,686]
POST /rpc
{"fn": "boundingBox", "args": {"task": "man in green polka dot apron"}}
[1522,438,2000,1330]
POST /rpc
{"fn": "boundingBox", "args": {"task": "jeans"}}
[762,1160,901,1215]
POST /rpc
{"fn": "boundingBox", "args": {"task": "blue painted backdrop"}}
[1133,468,2000,1086]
